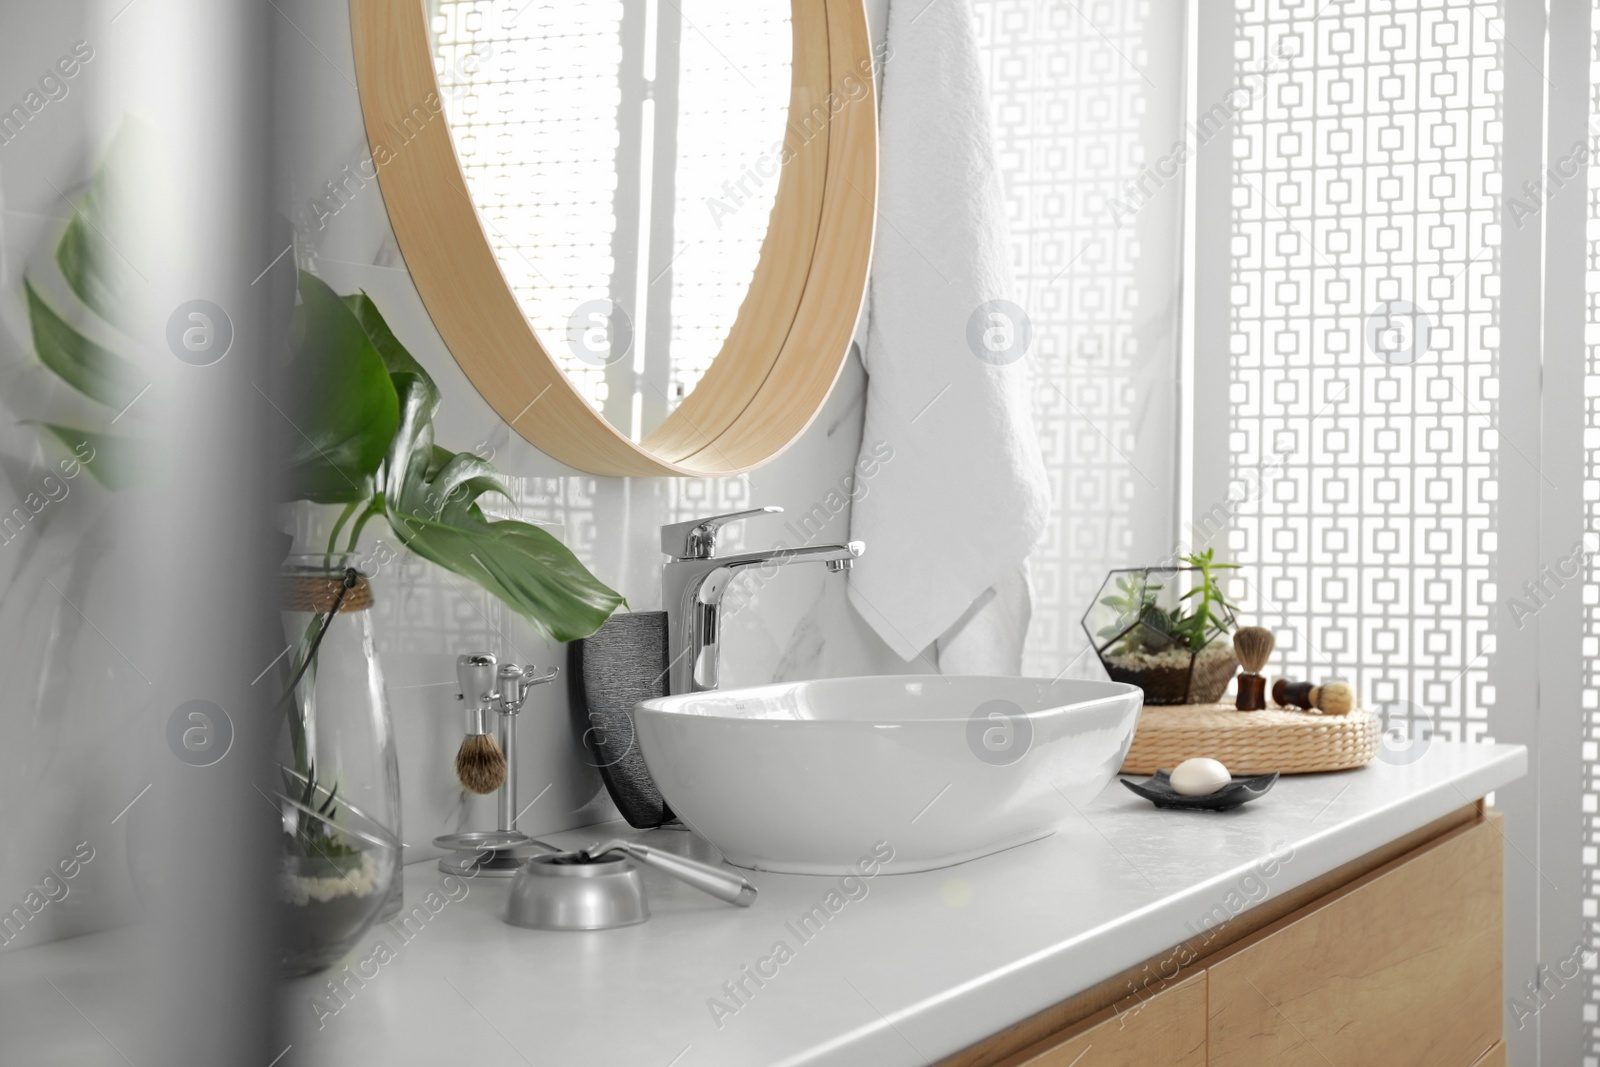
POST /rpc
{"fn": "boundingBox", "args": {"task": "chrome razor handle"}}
[456,652,498,734]
[583,839,757,907]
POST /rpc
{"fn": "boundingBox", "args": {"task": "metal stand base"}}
[437,850,531,877]
[432,830,559,878]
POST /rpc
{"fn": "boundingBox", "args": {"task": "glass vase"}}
[273,555,401,977]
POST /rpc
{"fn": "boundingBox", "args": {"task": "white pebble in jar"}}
[1170,757,1231,796]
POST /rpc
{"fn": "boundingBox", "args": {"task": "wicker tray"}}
[1120,704,1380,776]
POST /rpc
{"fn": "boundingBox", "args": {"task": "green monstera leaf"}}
[365,330,622,641]
[54,119,150,336]
[282,272,400,504]
[24,280,147,411]
[41,425,156,490]
[23,120,157,485]
[389,476,625,643]
[343,291,439,418]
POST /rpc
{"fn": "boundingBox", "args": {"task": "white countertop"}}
[2,742,1526,1066]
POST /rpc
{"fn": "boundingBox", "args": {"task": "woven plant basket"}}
[1120,704,1381,776]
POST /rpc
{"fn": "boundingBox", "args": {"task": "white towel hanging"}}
[848,0,1050,673]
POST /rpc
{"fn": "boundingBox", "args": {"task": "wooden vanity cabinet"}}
[997,973,1208,1067]
[944,805,1504,1067]
[1207,812,1501,1065]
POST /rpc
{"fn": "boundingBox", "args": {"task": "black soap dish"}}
[1120,769,1279,812]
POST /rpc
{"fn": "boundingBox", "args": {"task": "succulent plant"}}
[1095,550,1240,656]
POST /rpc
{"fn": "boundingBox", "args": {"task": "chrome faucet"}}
[661,507,864,693]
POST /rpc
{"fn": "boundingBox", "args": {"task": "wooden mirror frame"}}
[349,0,877,476]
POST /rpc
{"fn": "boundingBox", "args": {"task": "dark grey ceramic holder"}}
[570,611,675,828]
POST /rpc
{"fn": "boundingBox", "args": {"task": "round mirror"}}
[351,0,877,476]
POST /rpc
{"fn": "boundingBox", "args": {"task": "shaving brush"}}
[1232,626,1275,711]
[455,653,508,794]
[456,734,507,794]
[1272,678,1355,715]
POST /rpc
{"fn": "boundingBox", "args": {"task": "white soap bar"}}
[1170,757,1231,796]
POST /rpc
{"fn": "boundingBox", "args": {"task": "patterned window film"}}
[973,0,1185,680]
[1225,0,1501,745]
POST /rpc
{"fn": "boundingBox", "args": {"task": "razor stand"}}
[434,655,559,877]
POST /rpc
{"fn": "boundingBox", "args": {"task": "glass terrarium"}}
[272,555,402,976]
[1081,560,1240,705]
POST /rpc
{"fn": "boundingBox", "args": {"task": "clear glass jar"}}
[273,555,401,976]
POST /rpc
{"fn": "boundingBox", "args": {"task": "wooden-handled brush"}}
[1272,678,1355,715]
[455,653,507,794]
[1233,626,1274,711]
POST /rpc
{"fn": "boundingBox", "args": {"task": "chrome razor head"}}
[456,652,498,733]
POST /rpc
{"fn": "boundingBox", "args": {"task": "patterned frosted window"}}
[431,1,789,434]
[668,4,790,403]
[974,1,1185,679]
[431,0,623,409]
[1226,0,1501,743]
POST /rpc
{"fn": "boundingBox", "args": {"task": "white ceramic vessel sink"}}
[633,676,1142,875]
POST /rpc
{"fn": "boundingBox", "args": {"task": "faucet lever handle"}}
[660,506,783,559]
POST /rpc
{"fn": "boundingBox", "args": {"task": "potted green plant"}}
[275,272,626,970]
[1081,550,1241,705]
[15,125,623,972]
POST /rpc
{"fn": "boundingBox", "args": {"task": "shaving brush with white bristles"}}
[454,652,507,794]
[1272,677,1355,715]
